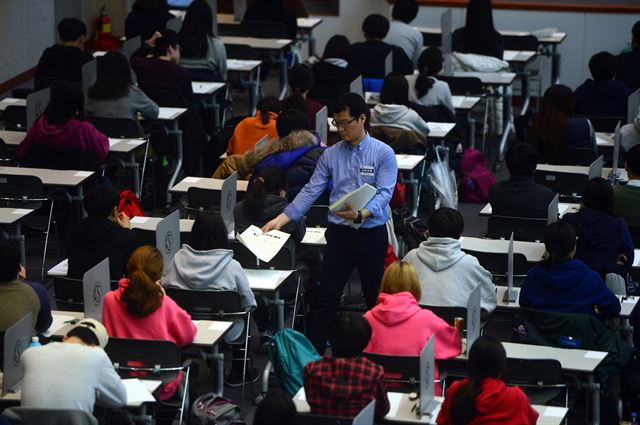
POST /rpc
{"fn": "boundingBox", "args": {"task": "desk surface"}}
[192,82,226,95]
[108,138,147,154]
[170,176,249,194]
[227,59,262,72]
[460,236,545,263]
[0,166,93,187]
[220,36,293,51]
[479,202,579,217]
[157,107,188,121]
[0,130,25,145]
[216,13,323,30]
[596,132,614,147]
[503,49,538,64]
[396,154,425,171]
[0,97,26,112]
[452,71,517,85]
[0,208,35,225]
[452,95,482,111]
[536,163,629,182]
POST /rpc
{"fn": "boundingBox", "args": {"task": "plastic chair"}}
[577,115,626,133]
[487,215,547,242]
[534,169,587,197]
[51,277,119,312]
[2,105,27,131]
[362,352,447,394]
[84,116,141,139]
[504,358,568,406]
[461,249,530,276]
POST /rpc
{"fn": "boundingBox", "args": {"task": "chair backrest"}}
[306,205,329,228]
[105,337,181,382]
[141,86,189,109]
[52,277,119,312]
[533,169,587,197]
[187,187,221,213]
[3,407,98,425]
[3,105,27,131]
[228,239,295,270]
[421,32,441,47]
[504,358,566,405]
[577,115,625,133]
[421,305,467,326]
[19,146,101,172]
[85,116,140,139]
[164,288,244,320]
[438,76,484,96]
[502,35,538,51]
[362,352,420,391]
[240,20,289,39]
[487,215,547,242]
[461,249,530,276]
[0,174,46,209]
[224,44,260,60]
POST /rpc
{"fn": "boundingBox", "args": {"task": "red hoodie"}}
[437,378,539,425]
[17,116,109,163]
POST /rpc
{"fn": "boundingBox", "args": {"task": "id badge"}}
[359,165,374,177]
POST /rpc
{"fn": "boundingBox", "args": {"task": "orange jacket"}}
[226,111,278,155]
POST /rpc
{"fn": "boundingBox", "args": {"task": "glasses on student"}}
[331,117,357,129]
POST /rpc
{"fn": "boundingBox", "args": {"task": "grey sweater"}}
[20,342,127,413]
[180,36,228,80]
[85,85,159,120]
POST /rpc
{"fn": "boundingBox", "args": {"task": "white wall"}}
[412,5,637,90]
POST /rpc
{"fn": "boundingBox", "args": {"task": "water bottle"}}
[631,411,639,425]
[29,337,41,348]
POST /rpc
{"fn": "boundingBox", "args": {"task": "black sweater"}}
[34,45,93,90]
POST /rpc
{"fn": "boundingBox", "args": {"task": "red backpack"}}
[118,190,144,218]
[459,148,495,203]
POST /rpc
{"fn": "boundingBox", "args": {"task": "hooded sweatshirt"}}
[66,216,141,280]
[563,209,634,275]
[574,79,631,118]
[437,377,538,425]
[17,116,109,164]
[364,292,461,394]
[520,259,621,317]
[226,111,279,156]
[403,237,496,313]
[163,244,257,312]
[370,104,430,136]
[102,278,197,347]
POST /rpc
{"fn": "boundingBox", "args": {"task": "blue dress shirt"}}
[284,133,397,228]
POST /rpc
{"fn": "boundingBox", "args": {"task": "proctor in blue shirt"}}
[264,93,398,353]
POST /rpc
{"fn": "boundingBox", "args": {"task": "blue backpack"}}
[268,329,321,397]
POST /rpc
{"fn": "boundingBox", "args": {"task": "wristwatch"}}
[354,210,363,224]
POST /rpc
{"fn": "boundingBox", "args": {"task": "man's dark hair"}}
[254,390,297,425]
[58,18,87,41]
[362,14,390,40]
[328,312,371,358]
[334,93,371,131]
[84,185,119,217]
[633,20,640,43]
[276,109,310,137]
[152,29,180,57]
[625,143,640,176]
[543,220,577,267]
[427,207,464,239]
[392,0,419,24]
[588,51,616,81]
[506,143,539,177]
[582,177,614,214]
[0,240,21,283]
[44,84,83,126]
[190,213,229,251]
[288,64,314,93]
[66,326,100,346]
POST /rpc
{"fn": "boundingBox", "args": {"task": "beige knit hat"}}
[71,318,109,348]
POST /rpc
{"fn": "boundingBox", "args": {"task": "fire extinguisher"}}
[89,5,119,51]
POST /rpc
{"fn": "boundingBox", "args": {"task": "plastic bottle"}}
[29,337,41,348]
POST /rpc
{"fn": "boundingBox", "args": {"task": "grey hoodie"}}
[163,244,257,312]
[403,237,496,313]
[370,103,430,136]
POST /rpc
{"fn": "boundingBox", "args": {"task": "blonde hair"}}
[379,260,421,301]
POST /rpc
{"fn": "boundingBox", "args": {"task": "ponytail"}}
[121,246,164,317]
[257,97,281,125]
[449,377,482,425]
[243,166,288,218]
[415,71,435,99]
[416,46,444,99]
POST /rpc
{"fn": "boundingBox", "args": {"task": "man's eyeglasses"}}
[331,117,357,129]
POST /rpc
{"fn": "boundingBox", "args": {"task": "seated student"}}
[102,245,197,347]
[34,18,93,90]
[403,208,496,313]
[370,72,430,135]
[406,47,455,114]
[304,312,390,419]
[0,241,51,333]
[363,261,461,395]
[519,221,621,317]
[253,390,297,425]
[563,178,634,290]
[226,97,280,156]
[67,185,140,280]
[17,84,109,166]
[437,335,538,425]
[613,144,640,238]
[21,319,126,414]
[125,0,174,41]
[528,84,596,165]
[281,64,325,130]
[452,0,504,60]
[308,35,360,114]
[179,0,227,82]
[351,14,413,79]
[616,20,640,90]
[243,0,298,40]
[384,0,423,66]
[489,143,555,219]
[85,51,159,120]
[574,51,631,118]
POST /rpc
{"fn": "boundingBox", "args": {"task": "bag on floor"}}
[268,329,321,397]
[458,148,495,203]
[190,394,240,425]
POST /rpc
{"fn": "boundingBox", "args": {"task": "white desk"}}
[396,154,428,217]
[596,132,614,148]
[190,319,232,396]
[452,95,482,112]
[479,202,579,217]
[155,107,188,204]
[0,97,26,112]
[536,163,629,183]
[170,176,249,194]
[191,82,225,95]
[460,236,545,263]
[108,138,148,196]
[0,130,25,145]
[634,249,640,269]
[227,59,262,114]
[0,166,93,188]
[293,387,567,425]
[192,82,226,129]
[0,207,35,266]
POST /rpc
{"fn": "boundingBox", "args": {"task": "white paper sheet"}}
[427,122,455,133]
[123,378,156,404]
[302,227,326,245]
[208,321,230,331]
[543,406,567,418]
[237,225,291,263]
[131,216,150,224]
[183,177,200,183]
[387,392,402,417]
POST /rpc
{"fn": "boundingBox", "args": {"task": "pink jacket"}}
[364,292,461,393]
[102,278,197,347]
[17,116,109,162]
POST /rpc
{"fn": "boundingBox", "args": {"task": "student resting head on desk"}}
[363,260,461,394]
[436,335,538,425]
[102,245,197,347]
[519,221,621,318]
[303,311,390,419]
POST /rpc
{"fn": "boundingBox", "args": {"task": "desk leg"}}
[405,169,419,217]
[518,67,531,116]
[272,289,285,330]
[78,186,86,219]
[278,50,289,100]
[129,152,140,198]
[466,111,476,149]
[249,67,261,116]
[586,374,600,425]
[166,121,184,205]
[551,44,560,84]
[496,85,514,169]
[308,29,316,57]
[212,343,224,396]
[16,223,25,267]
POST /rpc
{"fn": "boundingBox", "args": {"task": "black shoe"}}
[225,367,259,387]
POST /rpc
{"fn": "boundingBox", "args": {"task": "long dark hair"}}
[257,97,281,125]
[380,72,409,106]
[528,84,574,164]
[244,166,288,217]
[45,84,83,126]
[415,47,443,98]
[190,213,229,250]
[282,64,314,116]
[88,52,132,100]
[542,221,577,268]
[322,35,352,63]
[132,0,168,12]
[449,336,506,425]
[461,0,500,55]
[179,0,214,59]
